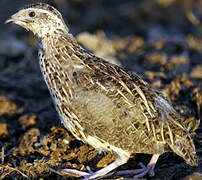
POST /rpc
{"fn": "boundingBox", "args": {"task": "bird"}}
[6,3,198,179]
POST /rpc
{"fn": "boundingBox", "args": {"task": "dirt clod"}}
[14,128,40,156]
[0,95,21,116]
[19,113,37,129]
[0,123,8,139]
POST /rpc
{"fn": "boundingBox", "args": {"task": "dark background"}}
[0,0,201,179]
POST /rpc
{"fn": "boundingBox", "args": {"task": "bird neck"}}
[39,31,90,68]
[40,32,76,60]
[38,32,89,103]
[38,32,89,80]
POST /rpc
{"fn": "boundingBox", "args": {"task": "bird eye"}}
[29,11,35,17]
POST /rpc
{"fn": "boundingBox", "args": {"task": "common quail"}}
[6,3,198,179]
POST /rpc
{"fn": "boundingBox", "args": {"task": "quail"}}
[6,3,198,179]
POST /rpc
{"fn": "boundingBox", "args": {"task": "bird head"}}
[5,3,69,39]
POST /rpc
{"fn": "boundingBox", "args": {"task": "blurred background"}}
[0,0,201,179]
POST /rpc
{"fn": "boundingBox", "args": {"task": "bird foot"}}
[116,162,155,178]
[61,166,114,179]
[61,155,130,179]
[115,154,159,178]
[61,154,159,179]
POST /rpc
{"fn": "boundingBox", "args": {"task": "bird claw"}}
[134,162,155,178]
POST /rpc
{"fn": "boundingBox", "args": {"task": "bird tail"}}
[162,112,198,166]
[168,133,198,166]
[154,96,198,166]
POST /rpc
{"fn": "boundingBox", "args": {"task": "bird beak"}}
[5,13,26,25]
[5,13,18,24]
[5,18,13,24]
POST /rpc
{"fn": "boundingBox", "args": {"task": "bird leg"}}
[61,154,130,179]
[116,154,160,178]
[60,168,90,177]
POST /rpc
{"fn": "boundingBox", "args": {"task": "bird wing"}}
[55,38,197,164]
[67,55,166,153]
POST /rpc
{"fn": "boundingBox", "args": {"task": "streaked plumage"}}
[6,3,198,179]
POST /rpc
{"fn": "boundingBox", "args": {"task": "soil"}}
[0,0,201,179]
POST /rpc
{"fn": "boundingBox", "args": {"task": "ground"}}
[0,0,201,179]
